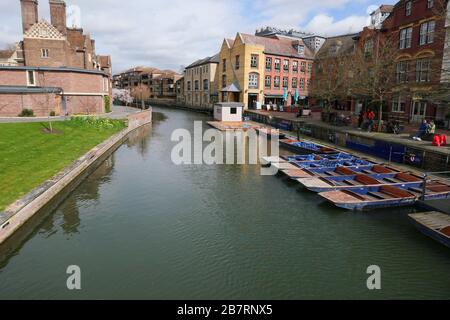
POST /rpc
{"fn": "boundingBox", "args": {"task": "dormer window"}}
[405,1,412,16]
[297,45,305,55]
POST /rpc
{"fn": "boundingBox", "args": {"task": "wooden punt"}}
[281,164,400,180]
[320,182,450,210]
[256,128,286,139]
[261,152,353,165]
[279,139,339,155]
[409,212,450,248]
[298,172,424,193]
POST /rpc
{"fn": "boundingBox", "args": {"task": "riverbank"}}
[0,110,152,245]
[246,110,450,171]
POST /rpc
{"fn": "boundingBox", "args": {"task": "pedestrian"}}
[366,109,375,132]
[413,119,428,141]
[358,111,364,129]
[427,120,436,135]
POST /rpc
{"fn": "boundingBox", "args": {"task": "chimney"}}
[20,0,39,33]
[49,0,67,35]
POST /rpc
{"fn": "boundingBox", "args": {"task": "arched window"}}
[249,73,259,89]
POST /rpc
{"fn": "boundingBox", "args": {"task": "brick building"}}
[0,0,112,117]
[218,32,314,109]
[184,54,219,110]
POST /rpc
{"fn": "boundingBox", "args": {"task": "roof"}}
[221,83,241,93]
[0,66,110,76]
[315,33,359,59]
[378,4,394,13]
[186,53,220,69]
[0,85,63,94]
[225,38,235,48]
[239,33,315,59]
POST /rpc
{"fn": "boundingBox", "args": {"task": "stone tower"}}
[20,0,39,33]
[49,0,67,35]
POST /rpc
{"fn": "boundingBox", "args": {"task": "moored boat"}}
[256,128,286,139]
[261,152,353,166]
[319,182,450,211]
[280,164,399,179]
[408,212,450,248]
[298,172,424,193]
[280,139,338,155]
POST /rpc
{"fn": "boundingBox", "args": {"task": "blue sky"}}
[0,0,398,72]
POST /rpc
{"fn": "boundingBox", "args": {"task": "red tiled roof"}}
[379,4,394,13]
[239,33,315,59]
[0,50,14,59]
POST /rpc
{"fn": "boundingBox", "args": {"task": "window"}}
[265,57,272,70]
[187,81,191,91]
[416,59,431,82]
[283,59,289,71]
[27,70,36,86]
[274,76,280,88]
[292,77,297,88]
[300,61,306,73]
[274,59,281,71]
[230,107,237,115]
[420,21,435,45]
[203,79,209,90]
[396,61,409,83]
[194,80,199,91]
[41,48,49,58]
[297,45,305,55]
[427,0,434,8]
[249,73,259,89]
[222,59,227,72]
[307,79,311,88]
[251,54,259,68]
[235,55,240,70]
[299,78,305,90]
[283,77,288,88]
[405,1,412,16]
[292,61,298,73]
[364,39,373,58]
[265,76,271,88]
[222,74,227,88]
[392,95,406,112]
[308,63,313,74]
[399,27,412,49]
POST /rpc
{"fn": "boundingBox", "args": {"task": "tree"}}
[112,88,133,106]
[131,84,150,109]
[346,30,399,131]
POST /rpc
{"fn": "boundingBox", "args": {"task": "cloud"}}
[0,0,392,73]
[303,14,370,36]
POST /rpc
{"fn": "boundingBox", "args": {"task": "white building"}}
[369,5,394,29]
[214,102,243,122]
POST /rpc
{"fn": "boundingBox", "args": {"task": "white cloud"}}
[303,14,370,37]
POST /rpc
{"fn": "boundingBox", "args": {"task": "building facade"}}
[218,33,314,109]
[184,54,219,110]
[0,0,112,117]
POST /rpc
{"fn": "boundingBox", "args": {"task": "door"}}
[411,101,427,123]
[248,94,258,109]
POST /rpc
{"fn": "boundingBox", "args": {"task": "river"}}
[0,107,449,299]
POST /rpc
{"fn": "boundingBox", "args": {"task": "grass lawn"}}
[0,118,126,211]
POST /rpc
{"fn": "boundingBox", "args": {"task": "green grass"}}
[0,118,126,211]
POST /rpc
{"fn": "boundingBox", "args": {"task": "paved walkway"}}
[248,110,450,156]
[0,105,141,123]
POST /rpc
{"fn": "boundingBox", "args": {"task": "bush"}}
[69,116,126,130]
[104,96,112,113]
[18,109,34,117]
[49,111,56,117]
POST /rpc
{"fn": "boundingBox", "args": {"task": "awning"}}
[221,83,241,93]
[264,94,284,99]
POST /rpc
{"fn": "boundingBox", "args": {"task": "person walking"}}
[366,109,375,132]
[358,111,364,129]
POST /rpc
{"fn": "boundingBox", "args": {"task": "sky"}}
[0,0,397,73]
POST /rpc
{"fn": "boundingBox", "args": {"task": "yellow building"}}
[218,33,265,109]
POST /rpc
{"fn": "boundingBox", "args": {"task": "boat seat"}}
[372,165,392,174]
[440,226,450,237]
[362,170,373,174]
[355,174,380,185]
[335,166,355,175]
[383,177,398,183]
[367,192,390,199]
[380,185,414,198]
[343,180,359,186]
[396,172,422,182]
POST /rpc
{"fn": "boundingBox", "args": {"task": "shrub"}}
[18,109,34,117]
[69,116,126,131]
[104,96,112,113]
[49,111,56,117]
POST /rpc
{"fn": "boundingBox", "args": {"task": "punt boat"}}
[319,182,450,211]
[270,158,373,171]
[256,128,286,139]
[408,212,450,248]
[280,139,338,155]
[280,164,397,179]
[262,153,353,165]
[298,172,425,193]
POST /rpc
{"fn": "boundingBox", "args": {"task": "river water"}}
[0,107,449,299]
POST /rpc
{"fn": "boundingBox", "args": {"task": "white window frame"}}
[396,61,409,83]
[405,1,412,16]
[26,70,36,86]
[299,78,305,90]
[251,55,258,68]
[400,27,412,49]
[249,73,259,89]
[41,48,49,58]
[420,20,435,45]
[392,95,406,112]
[416,59,431,82]
[264,75,271,88]
[427,0,434,8]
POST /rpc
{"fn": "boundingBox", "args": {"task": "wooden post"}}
[421,173,427,201]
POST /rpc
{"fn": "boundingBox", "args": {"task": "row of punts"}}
[263,138,450,211]
[261,137,450,248]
